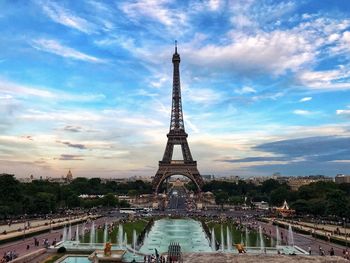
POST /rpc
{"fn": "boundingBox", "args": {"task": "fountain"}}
[75,225,79,242]
[276,225,280,246]
[220,225,224,251]
[245,227,249,247]
[52,217,308,262]
[132,229,137,250]
[117,225,124,247]
[123,233,128,246]
[226,226,232,251]
[68,224,72,241]
[288,224,294,247]
[90,222,95,245]
[211,228,216,251]
[103,223,108,243]
[62,225,67,242]
[82,223,86,242]
[259,226,265,253]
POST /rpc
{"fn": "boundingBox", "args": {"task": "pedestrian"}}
[26,244,30,250]
[329,247,335,256]
[308,246,311,255]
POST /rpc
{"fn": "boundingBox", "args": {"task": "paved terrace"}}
[270,218,349,245]
[183,253,349,263]
[0,215,100,243]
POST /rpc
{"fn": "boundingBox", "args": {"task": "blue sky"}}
[1,0,350,178]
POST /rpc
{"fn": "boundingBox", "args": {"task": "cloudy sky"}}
[1,0,350,179]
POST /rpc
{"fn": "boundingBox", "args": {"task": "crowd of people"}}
[1,251,18,263]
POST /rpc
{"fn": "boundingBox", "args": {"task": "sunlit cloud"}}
[299,97,312,102]
[40,1,96,34]
[31,39,106,63]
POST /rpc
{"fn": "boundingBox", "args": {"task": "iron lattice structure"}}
[152,43,204,193]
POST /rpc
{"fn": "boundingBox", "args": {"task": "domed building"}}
[66,169,73,182]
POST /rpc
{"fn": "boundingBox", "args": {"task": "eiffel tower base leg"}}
[152,164,204,193]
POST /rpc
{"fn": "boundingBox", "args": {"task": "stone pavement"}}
[183,253,349,263]
[258,221,348,257]
[271,219,349,245]
[0,217,70,234]
[0,216,108,261]
[0,215,99,242]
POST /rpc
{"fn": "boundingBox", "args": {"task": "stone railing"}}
[10,248,46,263]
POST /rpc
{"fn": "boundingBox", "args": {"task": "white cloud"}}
[299,97,312,102]
[252,92,284,101]
[234,86,257,94]
[184,87,222,105]
[31,39,106,63]
[207,0,221,11]
[40,1,95,34]
[185,29,316,76]
[0,80,55,99]
[0,79,105,102]
[298,67,350,90]
[293,109,313,116]
[120,0,187,27]
[330,31,350,54]
[336,109,350,116]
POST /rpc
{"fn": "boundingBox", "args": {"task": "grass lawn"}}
[80,219,149,244]
[43,254,63,263]
[206,221,274,247]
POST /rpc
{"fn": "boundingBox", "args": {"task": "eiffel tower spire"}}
[152,42,203,193]
[170,40,184,132]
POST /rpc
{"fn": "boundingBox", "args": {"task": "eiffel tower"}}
[152,42,204,193]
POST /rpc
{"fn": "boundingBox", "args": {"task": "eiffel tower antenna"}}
[152,43,203,193]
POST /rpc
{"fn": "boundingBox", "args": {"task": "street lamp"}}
[49,211,52,233]
[23,213,27,241]
[344,218,348,248]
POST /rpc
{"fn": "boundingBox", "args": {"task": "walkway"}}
[258,221,348,258]
[0,215,100,243]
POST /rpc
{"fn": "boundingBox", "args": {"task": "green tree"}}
[0,174,22,203]
[260,179,281,194]
[101,193,118,207]
[291,199,309,214]
[270,187,290,206]
[325,190,348,217]
[215,191,229,210]
[35,192,56,214]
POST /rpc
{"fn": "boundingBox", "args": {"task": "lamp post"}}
[49,211,52,233]
[344,218,348,248]
[23,213,27,241]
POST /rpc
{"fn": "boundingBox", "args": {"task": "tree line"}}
[201,179,350,218]
[0,174,152,219]
[1,173,349,219]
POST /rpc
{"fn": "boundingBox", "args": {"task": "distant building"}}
[202,174,215,181]
[66,169,73,182]
[287,175,333,191]
[335,174,350,184]
[245,176,271,185]
[18,174,35,183]
[252,201,269,210]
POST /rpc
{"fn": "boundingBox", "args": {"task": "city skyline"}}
[1,0,350,178]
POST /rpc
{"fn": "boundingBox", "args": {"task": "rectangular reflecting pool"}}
[139,218,212,254]
[58,256,90,263]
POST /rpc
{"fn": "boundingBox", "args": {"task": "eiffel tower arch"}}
[152,42,204,193]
